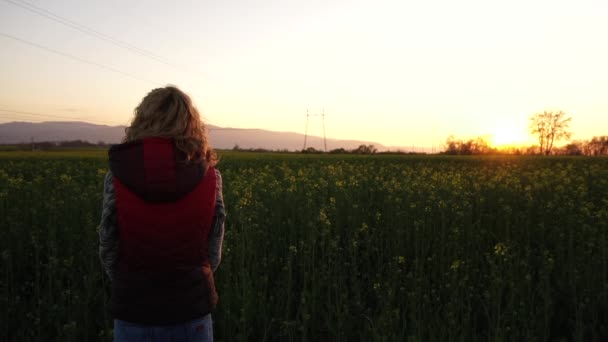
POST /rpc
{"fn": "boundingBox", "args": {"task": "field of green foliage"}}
[1,151,607,341]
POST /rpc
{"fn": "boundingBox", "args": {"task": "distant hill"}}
[0,121,388,151]
[0,121,125,145]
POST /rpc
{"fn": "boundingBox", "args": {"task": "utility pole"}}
[322,108,327,152]
[303,109,309,150]
[432,126,437,154]
[302,109,327,152]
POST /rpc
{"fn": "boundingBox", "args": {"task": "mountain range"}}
[0,121,389,151]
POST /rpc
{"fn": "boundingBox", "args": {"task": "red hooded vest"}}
[109,137,218,325]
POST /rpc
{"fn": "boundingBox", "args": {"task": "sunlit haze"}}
[1,0,607,149]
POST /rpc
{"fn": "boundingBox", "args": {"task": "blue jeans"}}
[114,314,213,342]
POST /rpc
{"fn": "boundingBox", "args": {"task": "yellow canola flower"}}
[450,259,462,270]
[494,242,507,256]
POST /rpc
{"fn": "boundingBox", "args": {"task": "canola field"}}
[1,151,607,341]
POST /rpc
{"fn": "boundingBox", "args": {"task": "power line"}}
[2,0,213,79]
[4,0,169,67]
[0,31,162,86]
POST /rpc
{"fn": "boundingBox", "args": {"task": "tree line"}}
[233,144,383,154]
[4,111,605,156]
[443,135,608,156]
[444,110,607,156]
[561,136,608,156]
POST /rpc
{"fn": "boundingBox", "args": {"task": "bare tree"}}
[443,135,494,155]
[562,142,583,156]
[529,110,572,155]
[588,136,608,156]
[352,144,377,154]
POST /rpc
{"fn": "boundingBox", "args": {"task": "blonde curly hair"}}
[124,85,215,166]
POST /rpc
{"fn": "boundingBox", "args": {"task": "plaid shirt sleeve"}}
[208,168,226,272]
[98,171,119,281]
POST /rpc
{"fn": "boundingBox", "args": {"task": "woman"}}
[98,86,225,342]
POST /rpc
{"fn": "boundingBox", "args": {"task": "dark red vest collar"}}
[109,137,206,203]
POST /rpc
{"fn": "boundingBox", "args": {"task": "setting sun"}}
[490,123,529,147]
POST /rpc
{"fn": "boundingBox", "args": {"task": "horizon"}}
[1,0,607,148]
[0,119,419,151]
[2,119,604,154]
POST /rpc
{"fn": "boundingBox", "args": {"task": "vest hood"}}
[108,137,206,203]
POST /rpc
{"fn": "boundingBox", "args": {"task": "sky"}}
[0,0,607,149]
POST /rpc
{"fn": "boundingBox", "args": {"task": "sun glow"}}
[490,123,529,147]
